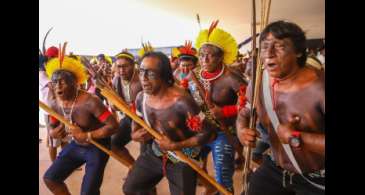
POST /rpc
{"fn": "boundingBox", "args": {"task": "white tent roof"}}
[39,0,324,55]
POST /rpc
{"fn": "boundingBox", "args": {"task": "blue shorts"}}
[43,140,109,195]
[201,132,235,192]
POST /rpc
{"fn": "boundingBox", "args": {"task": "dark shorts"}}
[246,155,325,195]
[123,145,197,195]
[43,141,109,195]
[111,116,132,148]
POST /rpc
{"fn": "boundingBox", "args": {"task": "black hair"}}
[39,54,46,71]
[260,20,307,67]
[141,51,174,86]
[178,55,198,64]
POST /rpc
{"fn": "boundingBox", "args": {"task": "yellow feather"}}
[171,47,180,58]
[195,26,238,66]
[138,42,154,57]
[45,56,88,85]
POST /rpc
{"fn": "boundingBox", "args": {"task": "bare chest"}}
[201,77,237,106]
[258,85,324,133]
[57,105,102,131]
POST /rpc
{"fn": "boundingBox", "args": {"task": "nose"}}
[202,55,209,63]
[266,45,276,58]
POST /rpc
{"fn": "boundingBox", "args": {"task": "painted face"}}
[260,33,300,78]
[51,70,77,100]
[139,57,162,95]
[179,59,195,74]
[116,58,134,81]
[199,44,223,72]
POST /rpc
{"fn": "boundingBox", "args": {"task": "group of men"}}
[39,20,325,195]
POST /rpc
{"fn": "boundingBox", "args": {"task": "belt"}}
[151,141,201,164]
[267,154,325,178]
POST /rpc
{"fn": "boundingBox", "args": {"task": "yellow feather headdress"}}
[195,20,238,65]
[45,42,88,85]
[138,41,154,57]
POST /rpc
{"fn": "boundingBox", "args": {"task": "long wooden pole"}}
[96,82,232,195]
[242,0,258,193]
[242,0,271,194]
[39,101,133,169]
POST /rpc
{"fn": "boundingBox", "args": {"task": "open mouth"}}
[56,90,64,96]
[266,62,279,70]
[267,62,277,67]
[142,84,152,90]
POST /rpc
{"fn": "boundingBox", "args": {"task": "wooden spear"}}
[39,100,133,169]
[96,81,232,195]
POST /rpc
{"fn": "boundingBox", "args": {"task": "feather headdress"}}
[138,41,154,57]
[175,41,198,62]
[45,42,88,85]
[195,20,238,65]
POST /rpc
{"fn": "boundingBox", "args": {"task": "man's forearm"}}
[174,131,213,150]
[236,107,250,131]
[89,117,118,139]
[89,124,117,139]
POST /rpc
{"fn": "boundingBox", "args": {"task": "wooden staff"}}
[242,0,258,193]
[39,100,133,169]
[242,0,271,194]
[96,81,232,195]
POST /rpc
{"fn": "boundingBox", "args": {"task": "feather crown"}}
[195,20,238,65]
[45,42,88,85]
[138,41,154,57]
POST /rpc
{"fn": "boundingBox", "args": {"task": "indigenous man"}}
[110,50,142,166]
[94,54,112,103]
[172,41,198,90]
[192,21,248,193]
[237,21,325,195]
[122,51,217,195]
[42,48,119,195]
[39,46,69,162]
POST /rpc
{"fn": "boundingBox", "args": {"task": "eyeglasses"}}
[260,41,290,55]
[139,68,159,80]
[116,64,131,68]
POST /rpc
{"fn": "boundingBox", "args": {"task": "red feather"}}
[178,40,197,56]
[208,20,219,36]
[186,114,202,132]
[58,42,67,68]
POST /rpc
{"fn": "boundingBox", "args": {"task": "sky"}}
[39,0,203,55]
